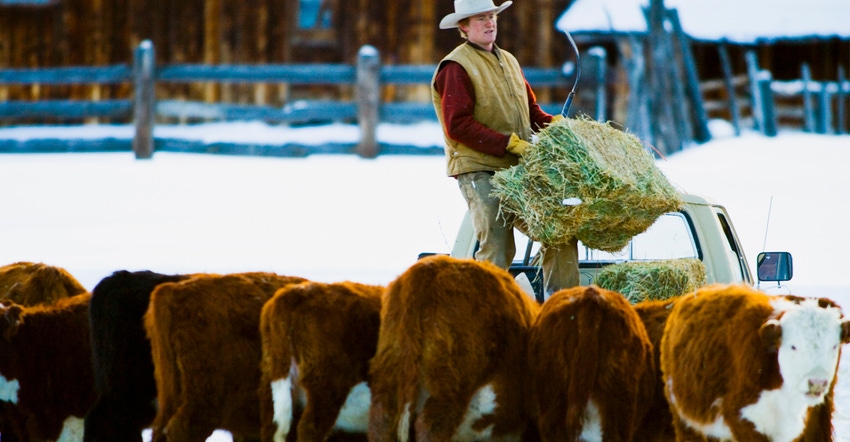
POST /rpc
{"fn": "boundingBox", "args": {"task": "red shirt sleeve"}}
[527,82,555,130]
[433,61,510,157]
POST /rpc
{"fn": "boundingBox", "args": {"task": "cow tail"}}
[258,296,296,440]
[143,284,180,435]
[564,296,603,434]
[389,323,423,442]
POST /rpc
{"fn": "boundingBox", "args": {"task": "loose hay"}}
[594,258,706,303]
[491,116,683,251]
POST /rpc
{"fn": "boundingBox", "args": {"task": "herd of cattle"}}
[0,256,847,442]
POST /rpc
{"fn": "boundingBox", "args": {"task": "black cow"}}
[83,270,190,442]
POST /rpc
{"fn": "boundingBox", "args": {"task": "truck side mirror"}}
[756,251,793,282]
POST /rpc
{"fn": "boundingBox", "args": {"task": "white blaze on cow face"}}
[740,298,844,442]
[774,298,842,403]
[0,375,19,404]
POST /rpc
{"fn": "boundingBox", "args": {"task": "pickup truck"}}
[443,192,792,302]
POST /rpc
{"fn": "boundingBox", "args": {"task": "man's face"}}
[461,11,498,48]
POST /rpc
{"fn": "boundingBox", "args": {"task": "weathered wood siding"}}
[0,0,573,105]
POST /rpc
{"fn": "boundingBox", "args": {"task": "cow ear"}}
[0,305,23,341]
[841,320,850,345]
[759,319,782,352]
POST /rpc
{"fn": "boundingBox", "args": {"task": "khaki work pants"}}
[458,171,579,297]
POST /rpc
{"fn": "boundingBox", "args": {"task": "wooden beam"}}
[204,0,222,103]
[717,42,741,135]
[403,0,435,101]
[535,0,554,103]
[623,35,653,149]
[667,8,710,143]
[745,50,764,132]
[801,63,815,132]
[643,0,681,155]
[837,65,846,135]
[0,10,8,104]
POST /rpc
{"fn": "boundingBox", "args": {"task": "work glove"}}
[506,133,533,156]
[547,114,565,126]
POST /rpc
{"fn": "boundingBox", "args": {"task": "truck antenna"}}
[437,217,452,252]
[761,195,773,253]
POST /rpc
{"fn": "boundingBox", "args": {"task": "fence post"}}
[801,64,815,133]
[643,1,682,155]
[356,45,380,158]
[758,73,777,137]
[667,7,710,143]
[816,85,831,134]
[838,66,847,135]
[745,50,764,133]
[133,40,155,159]
[624,36,652,149]
[717,43,741,135]
[589,47,607,122]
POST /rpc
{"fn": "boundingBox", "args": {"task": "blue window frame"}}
[298,0,332,29]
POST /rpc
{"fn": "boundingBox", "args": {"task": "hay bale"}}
[491,116,682,251]
[594,258,706,303]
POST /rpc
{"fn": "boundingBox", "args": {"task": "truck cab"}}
[448,193,790,301]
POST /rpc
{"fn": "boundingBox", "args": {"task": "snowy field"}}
[0,120,848,440]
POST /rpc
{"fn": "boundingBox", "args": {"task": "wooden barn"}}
[0,0,575,106]
[557,0,850,150]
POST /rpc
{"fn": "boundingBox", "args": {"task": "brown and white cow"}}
[144,272,306,442]
[259,280,383,442]
[368,255,540,442]
[528,285,655,441]
[661,284,850,442]
[0,292,95,441]
[0,261,87,306]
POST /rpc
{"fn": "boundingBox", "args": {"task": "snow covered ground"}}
[0,119,847,440]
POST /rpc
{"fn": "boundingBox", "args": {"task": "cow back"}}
[369,255,540,442]
[145,272,306,441]
[260,280,383,441]
[529,285,654,441]
[0,261,87,306]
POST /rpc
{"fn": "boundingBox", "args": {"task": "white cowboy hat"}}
[439,0,513,29]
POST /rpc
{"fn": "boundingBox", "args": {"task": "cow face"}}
[770,298,844,406]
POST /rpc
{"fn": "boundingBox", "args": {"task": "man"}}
[431,0,580,297]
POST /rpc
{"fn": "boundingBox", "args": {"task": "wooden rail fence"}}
[700,48,849,137]
[1,41,844,159]
[0,40,576,159]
